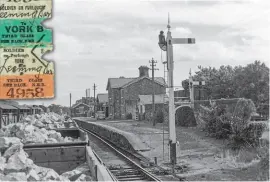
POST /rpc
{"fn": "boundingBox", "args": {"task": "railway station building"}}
[96,93,109,117]
[106,66,166,120]
[71,102,94,117]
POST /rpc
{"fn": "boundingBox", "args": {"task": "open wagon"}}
[22,127,116,181]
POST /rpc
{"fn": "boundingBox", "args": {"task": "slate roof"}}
[12,105,30,110]
[0,103,17,109]
[97,93,108,103]
[72,103,91,109]
[106,77,135,90]
[106,76,166,90]
[138,94,169,105]
[0,101,30,110]
[25,105,42,110]
[122,76,165,88]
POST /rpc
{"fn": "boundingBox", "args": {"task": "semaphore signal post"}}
[158,14,196,165]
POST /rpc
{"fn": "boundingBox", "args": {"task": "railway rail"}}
[78,126,162,181]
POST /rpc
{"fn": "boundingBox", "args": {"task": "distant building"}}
[174,89,190,102]
[106,66,166,120]
[174,87,208,101]
[137,94,168,121]
[71,102,94,117]
[96,93,109,117]
[75,97,93,105]
[193,88,208,100]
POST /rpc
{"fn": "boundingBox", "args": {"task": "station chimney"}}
[138,66,149,77]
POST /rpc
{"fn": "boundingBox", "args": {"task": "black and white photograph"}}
[0,0,269,181]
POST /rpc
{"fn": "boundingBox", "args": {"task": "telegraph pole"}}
[149,58,159,126]
[93,84,97,116]
[158,14,196,165]
[69,93,72,117]
[86,88,90,116]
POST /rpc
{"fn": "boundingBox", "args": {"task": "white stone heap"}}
[0,113,93,181]
[1,113,78,145]
[24,112,77,130]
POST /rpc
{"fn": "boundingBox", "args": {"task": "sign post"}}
[158,14,196,165]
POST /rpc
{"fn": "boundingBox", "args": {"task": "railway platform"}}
[90,119,264,181]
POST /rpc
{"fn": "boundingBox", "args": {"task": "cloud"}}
[174,27,192,37]
[21,0,269,107]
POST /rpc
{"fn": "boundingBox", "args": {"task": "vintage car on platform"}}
[95,111,105,120]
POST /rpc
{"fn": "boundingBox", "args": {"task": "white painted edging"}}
[85,146,116,181]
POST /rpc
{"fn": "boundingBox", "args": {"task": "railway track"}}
[79,127,162,181]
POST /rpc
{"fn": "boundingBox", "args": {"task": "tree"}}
[233,61,269,106]
[48,104,70,115]
[181,79,189,91]
[183,61,269,106]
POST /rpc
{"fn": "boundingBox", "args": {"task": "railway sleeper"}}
[118,176,146,181]
[116,174,145,179]
[110,168,140,172]
[111,170,141,176]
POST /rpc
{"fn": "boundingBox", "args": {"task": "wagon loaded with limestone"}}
[0,113,115,181]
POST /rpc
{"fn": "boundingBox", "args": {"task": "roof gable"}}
[72,103,91,109]
[106,77,135,90]
[122,76,166,88]
[0,103,17,109]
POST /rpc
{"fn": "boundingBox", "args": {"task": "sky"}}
[20,0,270,107]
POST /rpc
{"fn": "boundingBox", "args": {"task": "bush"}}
[200,103,232,139]
[126,113,132,119]
[233,98,256,121]
[200,98,268,151]
[175,106,197,127]
[229,98,260,149]
[229,120,268,149]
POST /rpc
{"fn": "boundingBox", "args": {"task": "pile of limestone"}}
[1,114,79,145]
[27,112,77,129]
[0,113,93,181]
[0,142,93,181]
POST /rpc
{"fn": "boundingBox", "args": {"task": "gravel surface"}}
[98,120,264,181]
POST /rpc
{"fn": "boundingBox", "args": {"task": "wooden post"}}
[70,93,72,117]
[93,84,97,117]
[17,109,20,123]
[149,58,158,126]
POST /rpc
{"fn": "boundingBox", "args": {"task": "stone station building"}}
[106,66,166,120]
